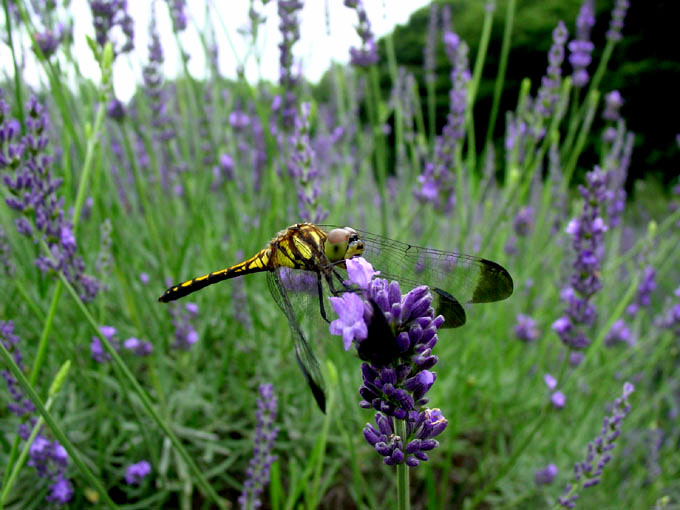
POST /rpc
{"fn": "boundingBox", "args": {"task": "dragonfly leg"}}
[317,274,331,324]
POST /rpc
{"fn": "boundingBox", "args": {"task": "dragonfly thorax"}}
[325,227,364,263]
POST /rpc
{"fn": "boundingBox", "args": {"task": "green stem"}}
[469,406,549,508]
[395,419,410,510]
[2,0,24,132]
[0,344,119,509]
[56,272,227,509]
[482,0,516,160]
[367,67,388,236]
[71,98,106,229]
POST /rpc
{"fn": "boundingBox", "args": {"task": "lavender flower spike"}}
[329,257,447,467]
[1,92,100,302]
[568,0,595,88]
[239,384,279,510]
[553,167,609,354]
[344,0,379,67]
[1,321,74,505]
[125,460,151,485]
[558,382,634,508]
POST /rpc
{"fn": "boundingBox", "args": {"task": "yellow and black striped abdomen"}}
[158,248,271,303]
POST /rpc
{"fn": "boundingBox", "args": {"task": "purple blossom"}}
[165,0,188,32]
[106,98,126,121]
[277,0,303,129]
[91,325,120,362]
[656,287,680,338]
[1,93,100,301]
[329,293,369,350]
[559,383,634,507]
[1,321,73,504]
[535,21,568,117]
[125,460,151,485]
[552,391,566,409]
[169,301,199,350]
[604,319,634,347]
[288,103,327,223]
[544,374,558,390]
[626,266,656,316]
[123,337,153,356]
[568,0,595,88]
[535,463,558,485]
[417,10,469,211]
[329,257,447,467]
[344,0,379,67]
[515,314,539,342]
[553,167,609,351]
[88,0,134,54]
[34,26,64,58]
[514,207,535,237]
[424,4,439,85]
[0,226,13,275]
[238,384,279,510]
[606,0,630,42]
[603,90,624,121]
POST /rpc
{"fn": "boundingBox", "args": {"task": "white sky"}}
[2,0,430,101]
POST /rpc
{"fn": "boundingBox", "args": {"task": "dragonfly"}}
[158,223,513,412]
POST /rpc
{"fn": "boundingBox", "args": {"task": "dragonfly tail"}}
[158,250,269,302]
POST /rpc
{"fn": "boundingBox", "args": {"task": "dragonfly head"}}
[325,227,364,263]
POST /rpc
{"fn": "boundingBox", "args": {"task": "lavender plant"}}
[328,258,448,471]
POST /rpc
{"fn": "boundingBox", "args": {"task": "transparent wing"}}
[266,269,327,413]
[320,225,513,304]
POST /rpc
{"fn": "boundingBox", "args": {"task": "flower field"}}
[1,0,679,508]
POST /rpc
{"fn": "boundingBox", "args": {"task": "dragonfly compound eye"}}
[325,228,351,262]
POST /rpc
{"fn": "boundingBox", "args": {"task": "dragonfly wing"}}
[266,270,327,413]
[353,229,514,304]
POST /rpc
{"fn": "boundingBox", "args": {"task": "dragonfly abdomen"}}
[158,249,271,302]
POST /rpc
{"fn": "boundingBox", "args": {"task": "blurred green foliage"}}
[328,0,680,191]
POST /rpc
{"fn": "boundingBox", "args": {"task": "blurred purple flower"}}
[0,226,14,275]
[238,384,279,510]
[568,0,595,88]
[544,373,557,390]
[423,4,439,85]
[106,98,126,121]
[535,463,558,485]
[656,286,680,338]
[536,21,568,117]
[288,103,327,223]
[515,314,539,342]
[88,0,134,54]
[91,325,119,362]
[125,460,151,485]
[277,0,303,129]
[417,10,469,212]
[552,391,566,409]
[140,272,150,284]
[1,322,73,504]
[344,0,379,67]
[603,91,624,121]
[169,302,199,350]
[604,318,634,347]
[559,382,634,507]
[123,337,153,356]
[34,26,64,58]
[165,0,187,31]
[1,93,100,301]
[606,0,630,42]
[514,207,535,237]
[626,267,656,317]
[553,167,609,351]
